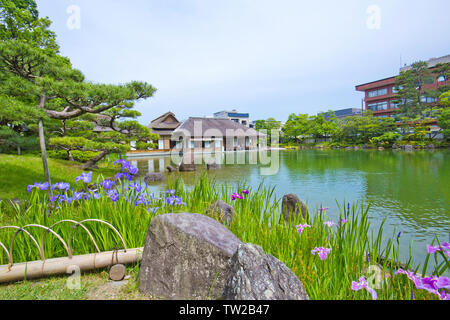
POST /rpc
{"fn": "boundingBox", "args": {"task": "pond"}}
[129,149,450,272]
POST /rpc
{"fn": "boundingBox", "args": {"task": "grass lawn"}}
[0,264,149,300]
[0,154,117,200]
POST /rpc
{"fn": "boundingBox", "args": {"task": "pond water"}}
[129,149,450,272]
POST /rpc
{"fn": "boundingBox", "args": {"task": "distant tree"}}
[255,118,281,145]
[437,90,450,141]
[431,62,450,96]
[282,113,310,143]
[393,61,435,118]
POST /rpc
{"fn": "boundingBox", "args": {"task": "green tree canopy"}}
[0,0,159,167]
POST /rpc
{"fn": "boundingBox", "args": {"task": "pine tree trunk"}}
[81,150,109,170]
[38,120,53,200]
[67,150,75,161]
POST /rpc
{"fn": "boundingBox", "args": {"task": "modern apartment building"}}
[213,109,250,127]
[355,54,449,118]
[322,108,362,120]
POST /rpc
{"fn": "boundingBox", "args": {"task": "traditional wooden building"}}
[171,117,266,153]
[148,112,181,150]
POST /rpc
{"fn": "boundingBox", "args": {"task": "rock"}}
[223,243,309,300]
[109,264,126,281]
[207,162,219,170]
[345,147,353,150]
[138,213,242,299]
[144,172,164,183]
[167,165,176,172]
[281,194,307,225]
[392,143,398,149]
[378,147,384,151]
[354,146,360,150]
[425,144,435,149]
[205,200,235,225]
[179,162,196,172]
[403,144,413,151]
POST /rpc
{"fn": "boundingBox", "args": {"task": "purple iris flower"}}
[324,221,335,228]
[135,194,148,207]
[351,276,378,300]
[127,166,139,175]
[232,193,243,201]
[427,243,450,257]
[102,180,115,190]
[427,245,441,254]
[241,190,249,195]
[28,182,50,192]
[129,183,142,193]
[436,277,450,289]
[296,223,310,235]
[311,247,331,260]
[440,291,450,300]
[166,195,186,206]
[320,207,329,213]
[165,190,176,196]
[76,171,92,184]
[52,182,70,191]
[73,191,85,201]
[114,159,129,167]
[394,268,450,298]
[147,207,159,213]
[115,172,133,181]
[91,192,101,200]
[107,190,119,202]
[340,218,348,224]
[50,195,59,202]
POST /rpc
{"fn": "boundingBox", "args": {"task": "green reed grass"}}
[0,172,447,300]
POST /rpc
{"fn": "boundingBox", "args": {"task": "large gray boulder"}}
[223,243,309,300]
[281,194,307,225]
[138,213,242,300]
[205,200,235,225]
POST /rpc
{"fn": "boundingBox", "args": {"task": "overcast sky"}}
[36,0,450,124]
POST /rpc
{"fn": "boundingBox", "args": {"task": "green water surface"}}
[131,149,450,271]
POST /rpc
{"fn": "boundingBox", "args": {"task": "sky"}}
[35,0,450,124]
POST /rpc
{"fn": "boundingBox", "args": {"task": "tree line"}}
[256,61,449,147]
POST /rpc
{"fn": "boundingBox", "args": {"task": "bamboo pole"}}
[0,248,144,284]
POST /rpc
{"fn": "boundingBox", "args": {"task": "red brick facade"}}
[355,68,448,118]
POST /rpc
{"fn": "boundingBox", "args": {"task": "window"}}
[438,75,447,82]
[368,88,388,98]
[390,100,400,109]
[190,140,195,149]
[368,101,388,111]
[421,96,438,103]
[204,141,211,148]
[233,137,238,146]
